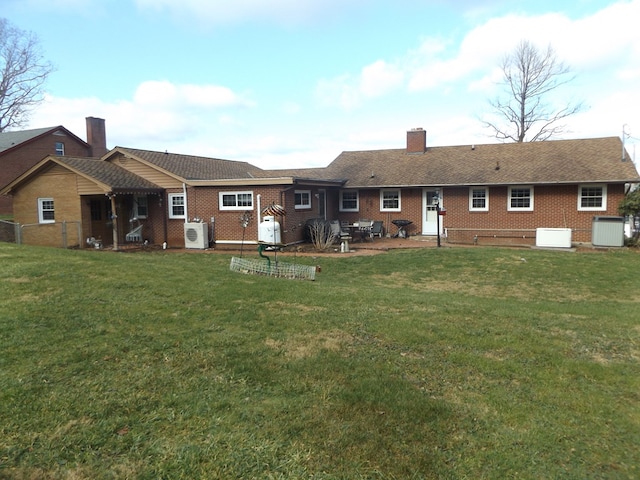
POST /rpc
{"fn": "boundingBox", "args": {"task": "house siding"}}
[111,155,183,189]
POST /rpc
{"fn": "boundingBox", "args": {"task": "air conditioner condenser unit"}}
[184,222,208,249]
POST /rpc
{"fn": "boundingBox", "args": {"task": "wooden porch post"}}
[108,193,119,251]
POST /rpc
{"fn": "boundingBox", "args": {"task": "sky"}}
[3,0,640,169]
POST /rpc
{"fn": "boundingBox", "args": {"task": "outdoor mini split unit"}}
[184,222,208,249]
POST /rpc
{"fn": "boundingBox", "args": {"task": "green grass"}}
[1,243,639,479]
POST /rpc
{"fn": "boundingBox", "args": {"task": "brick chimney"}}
[86,117,108,157]
[407,128,426,154]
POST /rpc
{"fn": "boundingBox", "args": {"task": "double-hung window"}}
[38,198,55,223]
[168,193,185,219]
[219,191,253,210]
[134,195,148,219]
[508,186,534,211]
[339,190,359,212]
[380,189,401,212]
[55,142,65,155]
[294,190,311,210]
[469,187,489,211]
[578,184,607,211]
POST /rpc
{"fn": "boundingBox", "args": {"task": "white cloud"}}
[315,74,360,110]
[26,80,255,148]
[133,81,253,109]
[315,59,404,110]
[359,61,405,98]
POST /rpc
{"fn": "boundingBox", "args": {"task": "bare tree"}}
[0,18,54,132]
[483,40,581,142]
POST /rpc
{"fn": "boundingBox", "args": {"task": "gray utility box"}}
[592,216,624,247]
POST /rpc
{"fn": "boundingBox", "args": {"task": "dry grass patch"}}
[265,330,354,359]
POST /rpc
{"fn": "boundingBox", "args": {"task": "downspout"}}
[257,194,262,239]
[183,183,188,223]
[279,187,294,243]
[161,192,168,246]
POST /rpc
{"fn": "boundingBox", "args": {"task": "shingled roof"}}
[57,156,162,192]
[0,126,88,154]
[324,137,640,188]
[0,155,164,196]
[116,147,265,181]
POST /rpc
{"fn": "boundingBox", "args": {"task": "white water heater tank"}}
[259,216,281,244]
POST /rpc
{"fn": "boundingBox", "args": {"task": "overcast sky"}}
[4,0,640,168]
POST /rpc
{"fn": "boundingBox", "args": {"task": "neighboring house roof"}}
[0,156,162,196]
[0,126,89,155]
[325,137,640,188]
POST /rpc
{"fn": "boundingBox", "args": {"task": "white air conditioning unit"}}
[184,222,208,249]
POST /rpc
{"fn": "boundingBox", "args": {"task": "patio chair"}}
[330,220,352,251]
[358,219,373,241]
[126,223,143,243]
[329,220,351,241]
[371,220,384,238]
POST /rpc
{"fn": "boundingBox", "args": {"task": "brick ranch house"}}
[0,117,108,215]
[1,128,638,249]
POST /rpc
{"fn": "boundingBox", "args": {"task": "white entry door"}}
[422,189,442,235]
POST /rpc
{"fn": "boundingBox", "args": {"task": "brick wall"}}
[326,184,626,246]
[162,185,338,248]
[442,184,626,245]
[0,133,91,214]
[336,188,423,237]
[12,168,84,247]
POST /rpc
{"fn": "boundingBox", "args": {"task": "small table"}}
[345,223,372,242]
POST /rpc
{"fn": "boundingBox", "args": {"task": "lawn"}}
[1,243,639,479]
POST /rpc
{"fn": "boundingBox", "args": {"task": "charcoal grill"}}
[391,219,412,238]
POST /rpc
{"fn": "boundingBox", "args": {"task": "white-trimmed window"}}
[469,187,489,211]
[38,198,55,223]
[339,190,359,212]
[508,186,534,211]
[134,195,148,219]
[55,142,65,155]
[578,184,607,211]
[168,193,185,219]
[294,190,311,210]
[380,189,401,212]
[219,191,253,211]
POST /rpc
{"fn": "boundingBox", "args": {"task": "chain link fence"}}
[0,220,82,248]
[0,219,18,244]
